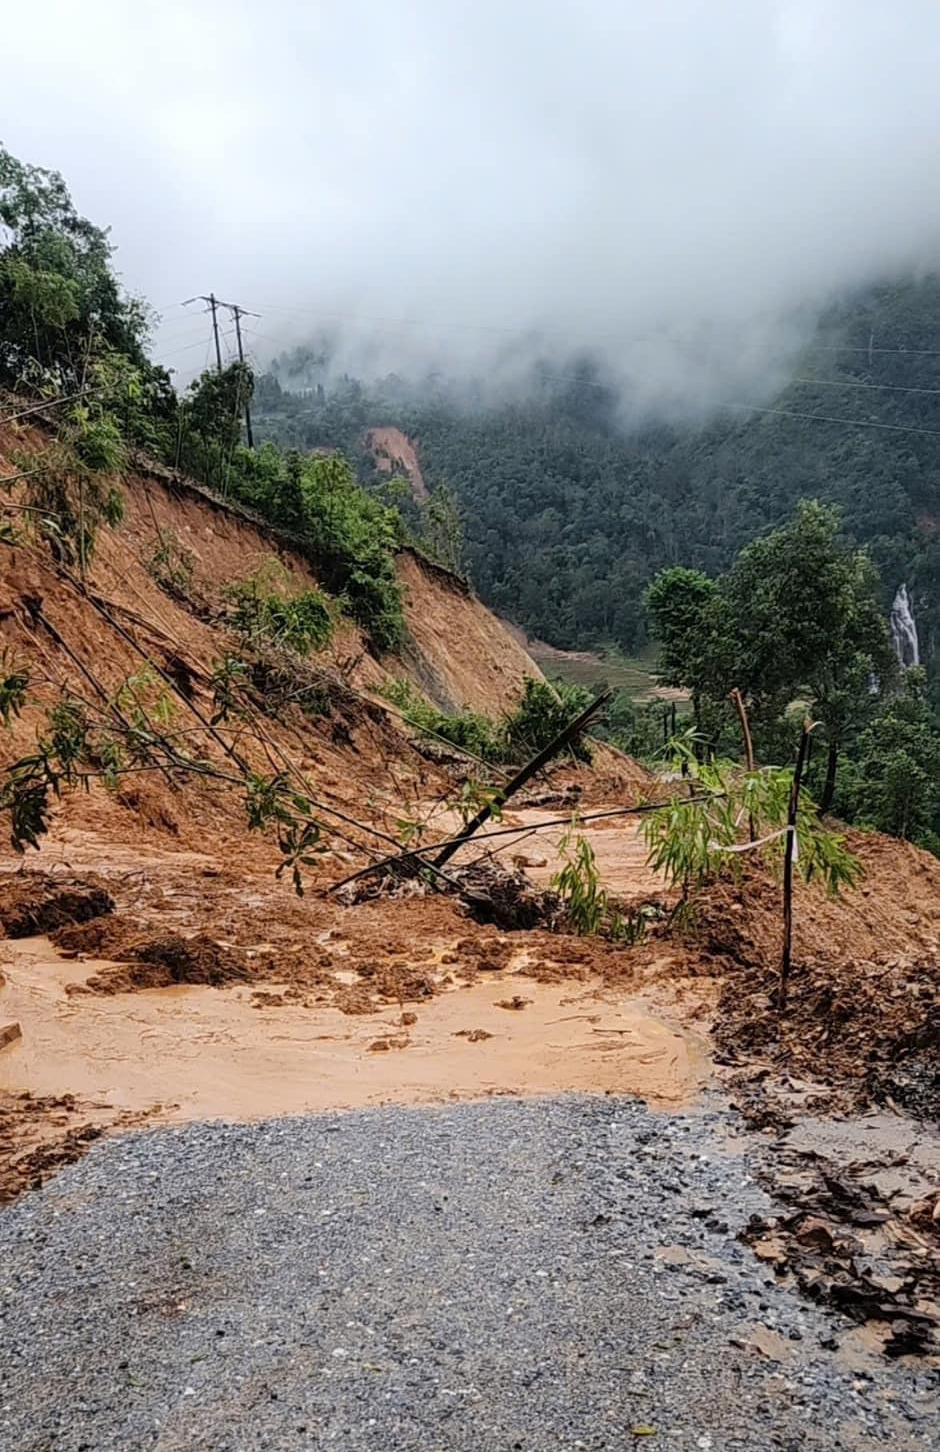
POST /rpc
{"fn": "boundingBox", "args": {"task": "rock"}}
[0,1020,22,1050]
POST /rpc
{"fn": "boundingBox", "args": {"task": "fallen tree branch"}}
[327,792,725,895]
[432,690,613,870]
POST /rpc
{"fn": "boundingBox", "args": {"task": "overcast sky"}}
[5,1,940,407]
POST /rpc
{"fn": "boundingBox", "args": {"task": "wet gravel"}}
[1,1095,936,1451]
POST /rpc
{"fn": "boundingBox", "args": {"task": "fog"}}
[5,1,940,412]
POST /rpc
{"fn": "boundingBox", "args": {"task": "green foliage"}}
[0,142,154,390]
[645,502,898,813]
[502,677,594,763]
[639,747,861,912]
[551,826,608,935]
[448,777,504,828]
[115,667,176,731]
[225,563,333,654]
[384,678,502,761]
[70,407,126,473]
[244,772,324,895]
[180,399,406,652]
[418,482,466,573]
[0,140,401,658]
[645,568,733,705]
[210,655,251,725]
[0,665,328,892]
[385,675,596,766]
[551,820,660,941]
[0,651,29,726]
[1,695,96,852]
[253,278,940,699]
[840,669,940,851]
[598,691,682,762]
[148,527,195,599]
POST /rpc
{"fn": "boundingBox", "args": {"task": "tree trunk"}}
[431,690,612,870]
[819,737,838,815]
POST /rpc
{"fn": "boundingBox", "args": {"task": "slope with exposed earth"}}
[1,413,939,1389]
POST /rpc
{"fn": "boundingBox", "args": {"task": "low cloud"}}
[5,1,940,411]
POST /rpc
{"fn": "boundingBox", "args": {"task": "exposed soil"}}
[365,426,428,502]
[56,918,260,993]
[697,854,940,1120]
[0,873,114,939]
[3,407,940,1370]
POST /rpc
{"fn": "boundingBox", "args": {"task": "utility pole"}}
[182,294,260,446]
[183,294,223,372]
[227,303,256,448]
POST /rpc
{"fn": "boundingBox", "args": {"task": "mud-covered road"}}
[1,1096,936,1452]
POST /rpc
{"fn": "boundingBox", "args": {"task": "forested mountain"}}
[253,279,940,687]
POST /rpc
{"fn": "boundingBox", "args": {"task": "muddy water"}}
[0,936,708,1124]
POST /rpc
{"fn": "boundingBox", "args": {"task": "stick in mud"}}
[779,719,814,1012]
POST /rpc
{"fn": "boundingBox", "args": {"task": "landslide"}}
[2,410,940,1224]
[0,416,587,870]
[366,426,428,502]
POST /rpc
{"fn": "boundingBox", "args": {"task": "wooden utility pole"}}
[207,293,222,371]
[730,687,756,841]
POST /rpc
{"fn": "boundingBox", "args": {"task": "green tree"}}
[644,566,733,740]
[722,502,895,806]
[845,669,940,851]
[646,503,894,800]
[0,142,151,388]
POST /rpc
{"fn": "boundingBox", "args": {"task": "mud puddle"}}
[0,934,708,1126]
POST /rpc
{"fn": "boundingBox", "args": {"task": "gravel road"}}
[1,1096,936,1451]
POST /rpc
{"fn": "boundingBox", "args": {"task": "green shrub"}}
[225,565,333,655]
[383,679,503,761]
[342,568,404,654]
[502,677,594,762]
[384,675,601,765]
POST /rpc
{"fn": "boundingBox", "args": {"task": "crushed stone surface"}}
[1,1095,937,1452]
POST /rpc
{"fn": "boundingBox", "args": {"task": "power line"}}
[720,400,940,437]
[240,297,940,359]
[789,374,940,398]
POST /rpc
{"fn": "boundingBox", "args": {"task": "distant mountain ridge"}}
[253,276,940,689]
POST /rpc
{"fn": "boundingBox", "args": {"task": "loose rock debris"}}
[742,1148,940,1356]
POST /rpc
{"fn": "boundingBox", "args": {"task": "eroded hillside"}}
[1,416,938,1363]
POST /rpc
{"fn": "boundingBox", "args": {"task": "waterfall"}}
[890,583,920,669]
